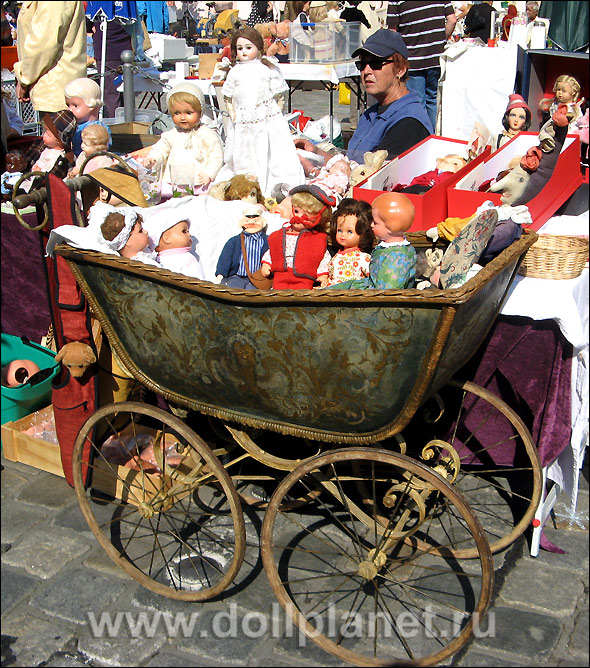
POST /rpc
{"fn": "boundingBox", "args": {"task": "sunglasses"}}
[355,58,396,71]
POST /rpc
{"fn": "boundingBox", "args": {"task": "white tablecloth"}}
[500,214,589,511]
[278,61,358,85]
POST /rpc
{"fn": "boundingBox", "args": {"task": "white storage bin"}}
[289,21,360,64]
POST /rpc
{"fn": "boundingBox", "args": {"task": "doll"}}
[325,198,373,287]
[345,150,388,197]
[98,208,159,265]
[396,154,467,194]
[549,75,583,132]
[216,203,270,289]
[491,94,532,151]
[209,173,266,206]
[308,154,357,201]
[64,77,111,156]
[31,110,77,176]
[142,81,224,199]
[68,123,113,177]
[328,192,416,290]
[220,27,305,198]
[143,208,204,279]
[1,149,27,200]
[260,185,334,290]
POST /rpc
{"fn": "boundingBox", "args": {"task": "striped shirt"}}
[386,1,455,71]
[238,231,266,277]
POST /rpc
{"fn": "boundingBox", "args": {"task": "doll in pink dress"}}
[325,198,374,287]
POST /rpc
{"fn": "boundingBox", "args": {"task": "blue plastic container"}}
[1,334,59,425]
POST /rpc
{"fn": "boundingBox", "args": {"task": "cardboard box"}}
[353,136,491,232]
[198,53,219,80]
[447,131,582,230]
[106,122,159,153]
[1,407,172,506]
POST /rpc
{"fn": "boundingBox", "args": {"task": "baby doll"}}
[64,77,111,156]
[325,198,373,287]
[220,26,305,198]
[142,81,224,198]
[69,123,113,177]
[1,149,27,201]
[308,154,357,201]
[328,192,416,290]
[549,75,583,132]
[216,203,270,289]
[491,94,532,151]
[260,185,335,290]
[31,110,77,176]
[144,208,204,279]
[95,205,159,266]
[397,154,467,194]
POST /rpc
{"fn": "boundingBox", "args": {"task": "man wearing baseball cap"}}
[345,29,433,164]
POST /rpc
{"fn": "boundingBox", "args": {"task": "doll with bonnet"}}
[142,81,223,198]
[64,77,111,156]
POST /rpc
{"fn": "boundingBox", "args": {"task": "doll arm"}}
[316,274,330,288]
[142,134,170,170]
[274,92,286,113]
[194,128,224,185]
[260,248,272,277]
[224,96,236,123]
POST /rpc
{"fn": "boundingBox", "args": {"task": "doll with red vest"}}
[260,185,334,290]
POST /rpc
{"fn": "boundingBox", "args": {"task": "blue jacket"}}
[216,232,269,279]
[136,1,169,34]
[347,91,433,164]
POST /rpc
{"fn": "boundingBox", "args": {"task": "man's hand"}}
[16,81,31,103]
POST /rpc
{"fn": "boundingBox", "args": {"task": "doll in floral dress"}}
[325,198,373,287]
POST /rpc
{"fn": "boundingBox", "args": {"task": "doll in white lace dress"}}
[220,27,304,198]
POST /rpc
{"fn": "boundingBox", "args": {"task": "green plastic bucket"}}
[1,334,59,425]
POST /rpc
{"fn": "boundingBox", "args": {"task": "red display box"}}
[447,131,582,230]
[352,135,490,232]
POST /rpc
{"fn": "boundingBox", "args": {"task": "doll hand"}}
[142,156,157,170]
[260,264,271,278]
[316,275,329,288]
[195,172,212,186]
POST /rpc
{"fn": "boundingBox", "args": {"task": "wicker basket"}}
[518,234,589,280]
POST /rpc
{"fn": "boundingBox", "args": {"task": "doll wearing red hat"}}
[491,94,532,151]
[260,185,334,290]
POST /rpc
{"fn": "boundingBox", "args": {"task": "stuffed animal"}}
[55,342,97,378]
[345,150,388,197]
[209,174,266,206]
[415,247,444,289]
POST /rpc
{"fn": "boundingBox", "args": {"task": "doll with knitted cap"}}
[491,94,532,151]
[143,207,204,279]
[216,203,270,289]
[327,192,416,290]
[260,185,334,289]
[142,81,223,199]
[64,77,111,156]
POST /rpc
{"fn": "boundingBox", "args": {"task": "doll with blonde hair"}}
[142,81,223,198]
[64,77,111,156]
[550,75,583,132]
[69,123,114,177]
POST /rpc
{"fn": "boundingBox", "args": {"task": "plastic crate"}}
[289,21,360,64]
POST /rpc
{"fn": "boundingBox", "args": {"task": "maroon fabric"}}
[459,315,573,469]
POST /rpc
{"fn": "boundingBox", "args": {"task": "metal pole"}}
[121,50,135,122]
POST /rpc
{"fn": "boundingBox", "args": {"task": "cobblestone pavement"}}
[1,449,588,668]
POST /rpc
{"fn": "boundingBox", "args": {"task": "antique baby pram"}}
[13,173,541,667]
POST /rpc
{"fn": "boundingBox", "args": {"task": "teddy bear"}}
[345,150,388,198]
[55,342,97,378]
[415,247,444,289]
[209,174,266,206]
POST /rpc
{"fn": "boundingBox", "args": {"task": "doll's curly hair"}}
[553,75,581,102]
[330,198,375,253]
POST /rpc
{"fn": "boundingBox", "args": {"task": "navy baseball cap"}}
[351,29,408,60]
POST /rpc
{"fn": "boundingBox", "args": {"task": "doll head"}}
[80,123,110,157]
[224,174,265,204]
[5,149,27,173]
[326,156,353,178]
[239,203,267,234]
[502,94,532,132]
[309,1,328,22]
[64,77,103,124]
[41,110,77,151]
[231,27,264,63]
[289,185,336,234]
[166,82,204,132]
[371,192,414,242]
[144,209,193,253]
[436,154,467,173]
[100,209,149,258]
[330,198,374,253]
[553,75,580,105]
